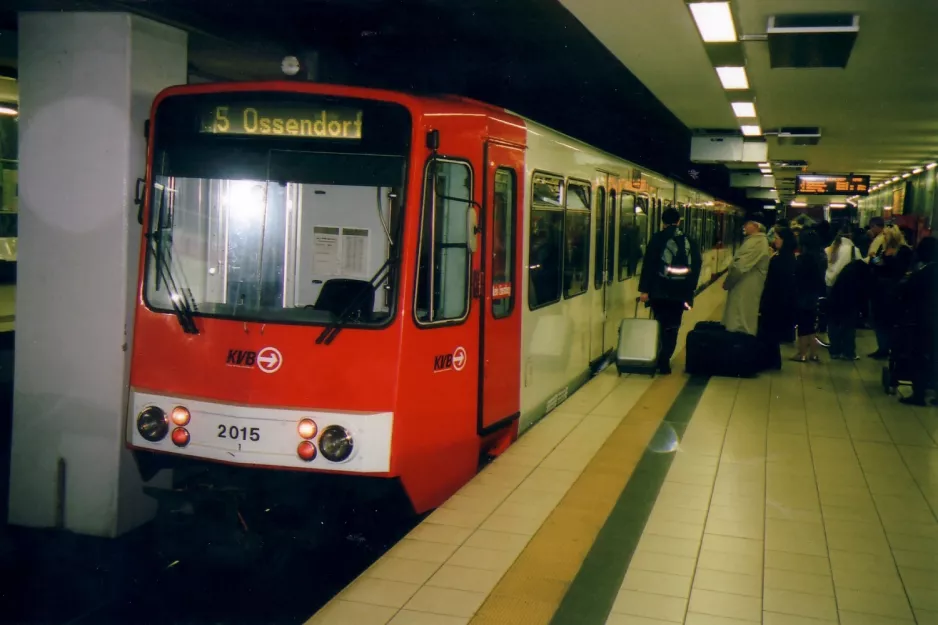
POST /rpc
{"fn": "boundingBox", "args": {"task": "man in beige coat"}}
[723,220,771,335]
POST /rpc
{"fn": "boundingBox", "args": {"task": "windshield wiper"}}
[146,232,199,335]
[315,256,396,345]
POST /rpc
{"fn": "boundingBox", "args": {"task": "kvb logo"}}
[433,346,467,373]
[225,347,283,374]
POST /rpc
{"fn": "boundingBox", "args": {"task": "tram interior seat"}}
[313,278,375,322]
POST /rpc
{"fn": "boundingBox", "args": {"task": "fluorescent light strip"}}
[758,162,770,167]
[829,203,847,208]
[731,102,756,117]
[688,2,738,42]
[928,163,937,169]
[913,168,924,174]
[791,202,807,207]
[760,168,772,174]
[741,124,762,137]
[0,106,16,117]
[716,66,749,90]
[902,173,911,179]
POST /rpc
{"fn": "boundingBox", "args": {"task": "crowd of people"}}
[638,207,937,405]
[724,214,937,405]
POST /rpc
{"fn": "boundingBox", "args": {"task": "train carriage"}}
[126,80,742,519]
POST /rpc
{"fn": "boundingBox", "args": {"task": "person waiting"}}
[865,217,885,262]
[723,220,771,336]
[869,225,914,359]
[758,227,797,369]
[826,227,858,359]
[896,237,937,405]
[791,229,828,362]
[638,207,702,375]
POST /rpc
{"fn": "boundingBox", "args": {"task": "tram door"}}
[589,174,608,362]
[478,142,523,433]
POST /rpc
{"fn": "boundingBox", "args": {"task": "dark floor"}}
[0,329,417,625]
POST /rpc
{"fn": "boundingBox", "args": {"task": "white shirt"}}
[866,233,885,262]
[826,239,860,287]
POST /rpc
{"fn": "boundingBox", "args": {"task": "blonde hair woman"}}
[869,225,914,359]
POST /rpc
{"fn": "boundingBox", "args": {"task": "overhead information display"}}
[795,174,870,196]
[200,104,363,140]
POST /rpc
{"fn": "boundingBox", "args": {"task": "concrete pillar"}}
[8,12,187,537]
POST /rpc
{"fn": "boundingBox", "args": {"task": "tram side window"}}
[529,173,565,310]
[563,180,591,298]
[415,160,472,324]
[594,186,606,289]
[605,191,616,285]
[618,193,641,281]
[492,168,516,319]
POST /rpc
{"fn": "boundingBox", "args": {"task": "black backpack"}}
[659,230,692,283]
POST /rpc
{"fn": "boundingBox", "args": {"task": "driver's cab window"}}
[415,159,472,324]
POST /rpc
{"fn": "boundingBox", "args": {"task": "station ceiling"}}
[4,0,757,207]
[560,0,938,205]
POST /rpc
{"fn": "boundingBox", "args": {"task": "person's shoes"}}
[868,351,888,360]
[899,396,927,406]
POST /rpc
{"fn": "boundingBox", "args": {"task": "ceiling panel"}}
[557,0,737,129]
[562,0,938,201]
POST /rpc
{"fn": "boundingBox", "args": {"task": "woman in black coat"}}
[759,228,798,369]
[792,230,829,362]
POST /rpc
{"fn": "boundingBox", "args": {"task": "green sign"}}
[201,104,363,140]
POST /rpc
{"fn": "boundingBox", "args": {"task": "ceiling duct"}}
[766,14,859,68]
[767,127,822,146]
[771,160,810,170]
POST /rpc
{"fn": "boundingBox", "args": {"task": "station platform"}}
[307,330,938,625]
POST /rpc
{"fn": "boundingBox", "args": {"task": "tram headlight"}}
[137,406,168,442]
[318,425,353,462]
[170,406,190,426]
[297,418,318,440]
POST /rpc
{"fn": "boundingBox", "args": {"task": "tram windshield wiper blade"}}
[315,256,397,346]
[146,233,199,335]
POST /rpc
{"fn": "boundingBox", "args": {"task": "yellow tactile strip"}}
[305,284,727,625]
[467,356,688,625]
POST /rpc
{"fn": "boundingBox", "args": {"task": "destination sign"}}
[200,104,362,140]
[795,174,870,196]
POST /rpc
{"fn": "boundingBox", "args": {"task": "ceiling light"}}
[741,124,762,136]
[892,176,901,182]
[760,168,772,174]
[731,102,757,117]
[758,162,771,168]
[829,203,847,208]
[927,163,937,170]
[716,66,749,90]
[913,168,924,174]
[0,106,17,117]
[791,201,807,207]
[688,2,738,42]
[902,173,911,179]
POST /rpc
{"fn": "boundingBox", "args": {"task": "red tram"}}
[126,80,741,517]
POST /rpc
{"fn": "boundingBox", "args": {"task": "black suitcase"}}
[685,322,759,378]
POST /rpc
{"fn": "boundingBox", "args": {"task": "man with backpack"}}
[639,207,702,374]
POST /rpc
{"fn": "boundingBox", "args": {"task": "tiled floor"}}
[306,369,657,625]
[610,335,938,625]
[306,328,938,625]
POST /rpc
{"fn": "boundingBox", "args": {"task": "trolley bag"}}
[685,321,758,378]
[616,301,659,376]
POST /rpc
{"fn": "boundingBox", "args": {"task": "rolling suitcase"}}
[685,321,758,378]
[616,301,659,376]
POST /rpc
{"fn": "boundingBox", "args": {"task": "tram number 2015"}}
[217,425,261,442]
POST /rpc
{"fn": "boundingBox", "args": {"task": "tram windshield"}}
[143,93,411,326]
